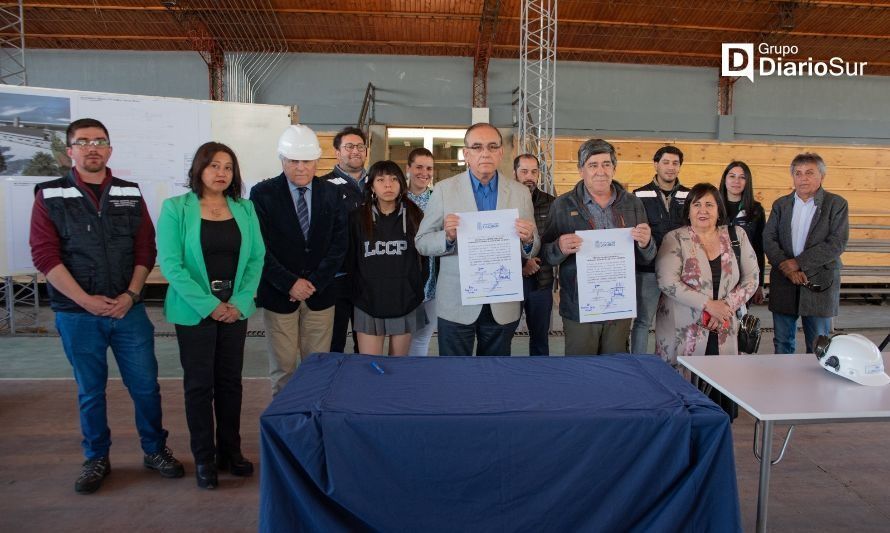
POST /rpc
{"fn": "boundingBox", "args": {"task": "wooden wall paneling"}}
[551,137,890,270]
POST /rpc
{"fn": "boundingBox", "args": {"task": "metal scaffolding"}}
[517,0,557,195]
[0,0,26,86]
[0,1,38,335]
[1,275,39,335]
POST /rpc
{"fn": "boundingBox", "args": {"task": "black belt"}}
[210,279,233,291]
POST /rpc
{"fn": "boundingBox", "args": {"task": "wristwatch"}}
[125,289,142,304]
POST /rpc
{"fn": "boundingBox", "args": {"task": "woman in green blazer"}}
[157,142,264,489]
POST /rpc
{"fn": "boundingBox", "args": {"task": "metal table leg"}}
[756,420,773,533]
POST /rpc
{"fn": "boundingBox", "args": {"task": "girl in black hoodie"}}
[348,160,428,355]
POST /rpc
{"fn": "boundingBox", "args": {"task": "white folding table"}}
[678,354,890,533]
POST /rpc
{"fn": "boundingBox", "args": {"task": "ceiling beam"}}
[22,4,890,40]
[497,43,890,66]
[555,18,890,40]
[10,33,890,67]
[472,0,500,108]
[22,2,168,10]
[11,31,889,65]
[14,32,187,41]
[27,1,885,13]
[806,0,890,6]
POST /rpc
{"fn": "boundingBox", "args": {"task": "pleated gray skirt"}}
[353,305,429,336]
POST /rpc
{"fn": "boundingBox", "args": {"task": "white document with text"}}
[576,228,637,322]
[457,209,524,306]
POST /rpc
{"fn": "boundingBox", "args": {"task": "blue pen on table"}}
[370,361,385,375]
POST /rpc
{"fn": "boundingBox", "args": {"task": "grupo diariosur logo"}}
[721,43,868,82]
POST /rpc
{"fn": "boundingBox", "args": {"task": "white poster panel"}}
[0,85,291,276]
[1,177,44,275]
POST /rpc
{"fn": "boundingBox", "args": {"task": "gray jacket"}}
[542,180,656,322]
[763,187,849,317]
[415,171,539,325]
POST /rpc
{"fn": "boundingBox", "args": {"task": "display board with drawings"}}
[0,85,294,276]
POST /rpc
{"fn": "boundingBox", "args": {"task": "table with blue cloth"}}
[259,354,741,532]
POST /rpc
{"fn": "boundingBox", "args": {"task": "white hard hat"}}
[277,124,322,160]
[814,333,890,386]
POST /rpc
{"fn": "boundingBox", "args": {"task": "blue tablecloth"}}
[260,354,741,532]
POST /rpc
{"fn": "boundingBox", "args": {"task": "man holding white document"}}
[416,123,539,356]
[541,139,655,355]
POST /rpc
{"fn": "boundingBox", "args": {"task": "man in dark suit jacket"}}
[250,125,348,394]
[764,152,849,354]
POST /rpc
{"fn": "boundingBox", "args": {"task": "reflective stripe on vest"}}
[109,186,142,197]
[42,187,83,199]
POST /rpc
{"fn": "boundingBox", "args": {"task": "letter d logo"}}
[722,43,754,83]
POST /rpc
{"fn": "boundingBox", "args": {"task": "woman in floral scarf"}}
[654,183,759,419]
[654,183,759,362]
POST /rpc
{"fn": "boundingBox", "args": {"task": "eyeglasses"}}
[465,143,502,154]
[71,139,111,148]
[341,143,367,152]
[803,281,832,293]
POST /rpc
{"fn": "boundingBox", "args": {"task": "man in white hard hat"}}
[250,124,348,394]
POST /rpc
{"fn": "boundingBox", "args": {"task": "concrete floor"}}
[2,301,890,531]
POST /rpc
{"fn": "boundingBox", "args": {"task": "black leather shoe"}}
[75,456,110,494]
[143,447,185,478]
[218,454,254,477]
[195,463,218,489]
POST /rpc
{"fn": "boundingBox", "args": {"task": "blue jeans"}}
[772,312,833,354]
[55,304,168,459]
[522,277,553,356]
[438,304,519,356]
[631,271,660,353]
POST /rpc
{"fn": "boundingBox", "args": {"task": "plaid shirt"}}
[408,188,437,301]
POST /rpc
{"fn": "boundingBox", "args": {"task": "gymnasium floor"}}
[2,302,890,531]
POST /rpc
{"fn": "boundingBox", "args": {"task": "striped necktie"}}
[296,187,310,238]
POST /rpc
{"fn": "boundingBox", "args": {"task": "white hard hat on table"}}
[814,333,890,386]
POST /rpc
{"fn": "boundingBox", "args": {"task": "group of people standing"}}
[30,117,848,495]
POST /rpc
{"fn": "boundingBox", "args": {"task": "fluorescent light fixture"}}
[388,127,467,140]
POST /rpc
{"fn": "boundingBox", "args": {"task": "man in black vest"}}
[29,118,184,494]
[631,146,689,353]
[320,126,368,353]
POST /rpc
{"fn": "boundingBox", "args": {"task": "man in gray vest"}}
[29,118,184,494]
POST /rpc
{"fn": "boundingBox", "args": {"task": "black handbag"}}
[728,225,762,354]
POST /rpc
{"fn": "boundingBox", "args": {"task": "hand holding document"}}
[576,228,637,322]
[456,209,524,306]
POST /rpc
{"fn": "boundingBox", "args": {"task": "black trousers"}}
[175,318,248,464]
[703,331,739,422]
[330,275,357,353]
